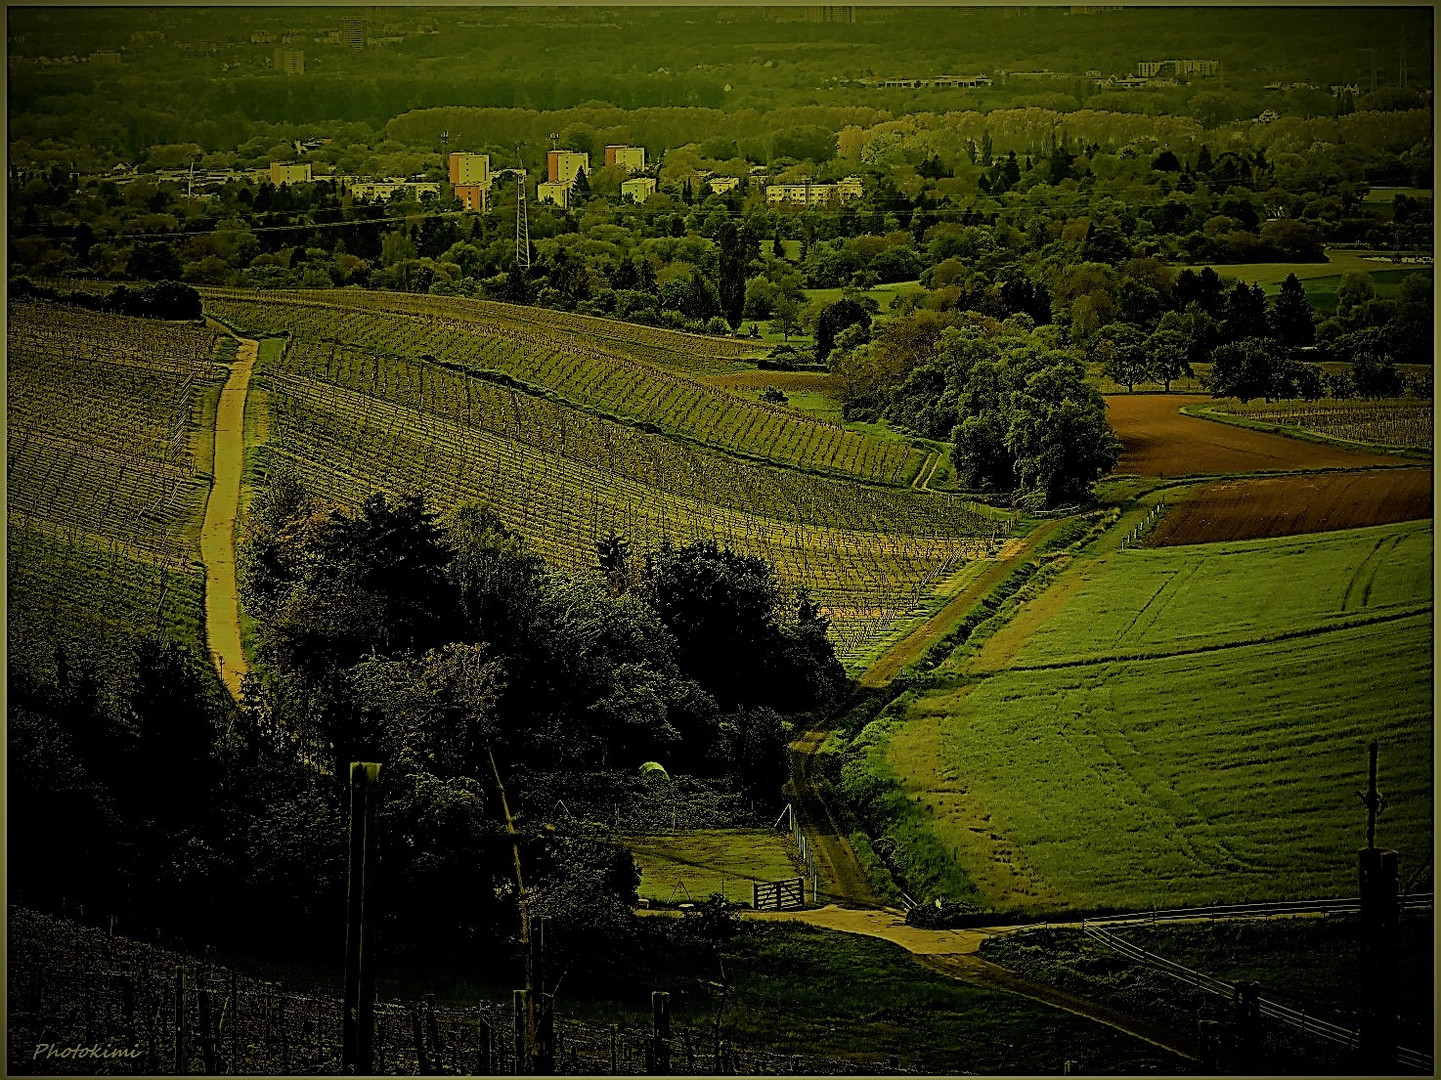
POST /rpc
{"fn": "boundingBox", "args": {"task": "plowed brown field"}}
[1107,394,1408,476]
[1146,468,1433,545]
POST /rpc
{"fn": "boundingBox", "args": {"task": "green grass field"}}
[625,829,806,905]
[886,521,1433,911]
[1183,248,1431,288]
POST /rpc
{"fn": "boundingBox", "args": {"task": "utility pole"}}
[1356,740,1398,1070]
[342,762,381,1075]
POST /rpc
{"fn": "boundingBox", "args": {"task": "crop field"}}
[1146,468,1433,545]
[200,288,921,485]
[1209,397,1434,450]
[888,521,1433,910]
[1105,394,1409,476]
[246,326,1009,658]
[6,300,228,660]
[624,829,805,906]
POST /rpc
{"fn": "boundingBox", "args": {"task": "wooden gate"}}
[752,878,805,911]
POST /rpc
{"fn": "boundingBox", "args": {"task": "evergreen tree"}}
[717,220,748,329]
[1269,273,1316,348]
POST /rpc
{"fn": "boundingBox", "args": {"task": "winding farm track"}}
[747,905,1196,1060]
[199,329,257,699]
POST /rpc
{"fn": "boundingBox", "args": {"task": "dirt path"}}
[199,334,257,699]
[787,728,880,909]
[747,905,1195,1060]
[857,519,1062,688]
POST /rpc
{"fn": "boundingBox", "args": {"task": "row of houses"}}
[130,151,863,212]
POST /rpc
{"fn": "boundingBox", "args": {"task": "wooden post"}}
[342,762,381,1076]
[1233,981,1261,1067]
[412,1006,431,1076]
[278,991,288,1073]
[1358,739,1399,1070]
[651,991,671,1074]
[478,1007,492,1075]
[536,992,555,1074]
[229,972,239,1075]
[512,990,528,1075]
[610,1024,619,1074]
[426,995,443,1063]
[174,966,188,1074]
[198,989,216,1075]
[119,973,136,1037]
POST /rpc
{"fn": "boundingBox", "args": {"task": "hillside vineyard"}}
[201,288,1011,655]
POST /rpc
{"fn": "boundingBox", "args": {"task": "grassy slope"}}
[625,829,807,905]
[887,520,1433,911]
[1181,248,1432,286]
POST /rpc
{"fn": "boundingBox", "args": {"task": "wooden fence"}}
[752,878,805,911]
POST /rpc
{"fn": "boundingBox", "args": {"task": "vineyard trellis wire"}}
[8,908,919,1077]
[7,300,229,654]
[1212,398,1433,451]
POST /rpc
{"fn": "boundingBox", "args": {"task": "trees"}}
[771,289,805,341]
[639,540,842,713]
[1269,273,1316,348]
[1006,364,1123,508]
[1206,337,1279,402]
[1088,323,1148,392]
[716,220,749,329]
[813,297,872,364]
[1143,327,1193,391]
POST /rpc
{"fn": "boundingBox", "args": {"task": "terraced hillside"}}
[7,300,229,663]
[201,289,1008,659]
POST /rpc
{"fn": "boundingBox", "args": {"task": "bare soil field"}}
[1106,394,1408,476]
[1146,468,1433,546]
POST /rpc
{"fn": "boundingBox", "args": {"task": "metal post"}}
[342,762,382,1075]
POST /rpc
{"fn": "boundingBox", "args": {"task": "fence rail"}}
[1088,892,1432,927]
[1080,904,1433,1074]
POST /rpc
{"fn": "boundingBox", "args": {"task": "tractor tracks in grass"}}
[199,328,257,699]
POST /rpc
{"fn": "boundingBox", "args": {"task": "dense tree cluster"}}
[872,321,1121,508]
[239,482,843,781]
[11,479,842,963]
